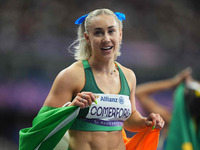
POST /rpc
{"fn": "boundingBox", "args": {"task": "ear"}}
[119,29,123,43]
[84,32,90,44]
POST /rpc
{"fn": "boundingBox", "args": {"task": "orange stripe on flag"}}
[122,127,160,150]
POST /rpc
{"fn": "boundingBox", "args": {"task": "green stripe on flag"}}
[19,106,80,150]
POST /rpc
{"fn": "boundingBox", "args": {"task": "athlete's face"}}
[85,15,122,60]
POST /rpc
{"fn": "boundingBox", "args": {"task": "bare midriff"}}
[68,130,126,150]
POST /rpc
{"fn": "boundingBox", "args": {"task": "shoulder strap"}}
[115,62,131,96]
[82,60,90,69]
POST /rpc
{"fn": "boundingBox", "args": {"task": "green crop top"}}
[69,60,131,131]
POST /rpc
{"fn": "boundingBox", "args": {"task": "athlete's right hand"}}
[69,92,96,109]
[172,67,192,85]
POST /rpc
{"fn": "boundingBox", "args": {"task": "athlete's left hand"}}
[145,113,165,129]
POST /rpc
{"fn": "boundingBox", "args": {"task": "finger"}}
[155,120,162,129]
[76,93,89,106]
[82,94,86,99]
[72,94,88,108]
[156,122,163,129]
[155,114,161,123]
[81,93,93,106]
[155,114,165,129]
[162,120,165,127]
[81,92,96,102]
[145,121,153,127]
[86,95,93,106]
[78,97,89,108]
[158,120,165,128]
[147,113,157,125]
[73,98,85,108]
[78,101,86,109]
[90,93,96,102]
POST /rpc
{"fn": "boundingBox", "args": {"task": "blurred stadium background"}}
[0,0,200,149]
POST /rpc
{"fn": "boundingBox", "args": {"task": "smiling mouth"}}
[101,46,113,50]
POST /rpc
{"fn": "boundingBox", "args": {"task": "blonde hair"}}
[69,8,123,60]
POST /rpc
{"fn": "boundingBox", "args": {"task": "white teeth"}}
[102,46,112,50]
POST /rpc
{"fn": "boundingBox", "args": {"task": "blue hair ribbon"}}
[75,12,126,25]
[114,12,126,21]
[75,13,89,25]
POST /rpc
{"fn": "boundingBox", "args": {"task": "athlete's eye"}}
[108,29,115,34]
[94,31,103,36]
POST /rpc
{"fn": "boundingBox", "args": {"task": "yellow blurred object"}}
[182,142,193,150]
[194,90,200,97]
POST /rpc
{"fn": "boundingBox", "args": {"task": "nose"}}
[102,33,110,43]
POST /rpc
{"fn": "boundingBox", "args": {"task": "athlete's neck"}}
[88,58,117,75]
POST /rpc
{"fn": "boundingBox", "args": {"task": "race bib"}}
[85,94,132,126]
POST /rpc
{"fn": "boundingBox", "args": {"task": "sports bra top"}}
[69,60,131,131]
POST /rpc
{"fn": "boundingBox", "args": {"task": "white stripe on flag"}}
[35,107,80,150]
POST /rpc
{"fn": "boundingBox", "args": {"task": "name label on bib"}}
[85,94,132,126]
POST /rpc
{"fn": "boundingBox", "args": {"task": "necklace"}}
[110,65,118,75]
[87,59,118,75]
[110,68,117,75]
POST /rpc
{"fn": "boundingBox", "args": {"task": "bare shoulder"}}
[55,61,85,93]
[116,62,136,89]
[43,61,85,107]
[60,61,84,80]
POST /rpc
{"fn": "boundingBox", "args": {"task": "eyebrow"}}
[94,26,115,30]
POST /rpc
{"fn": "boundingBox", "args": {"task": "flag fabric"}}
[19,106,80,150]
[165,83,200,150]
[19,105,160,150]
[122,127,160,150]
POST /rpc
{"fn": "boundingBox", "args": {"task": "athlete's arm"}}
[121,67,164,132]
[122,69,146,132]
